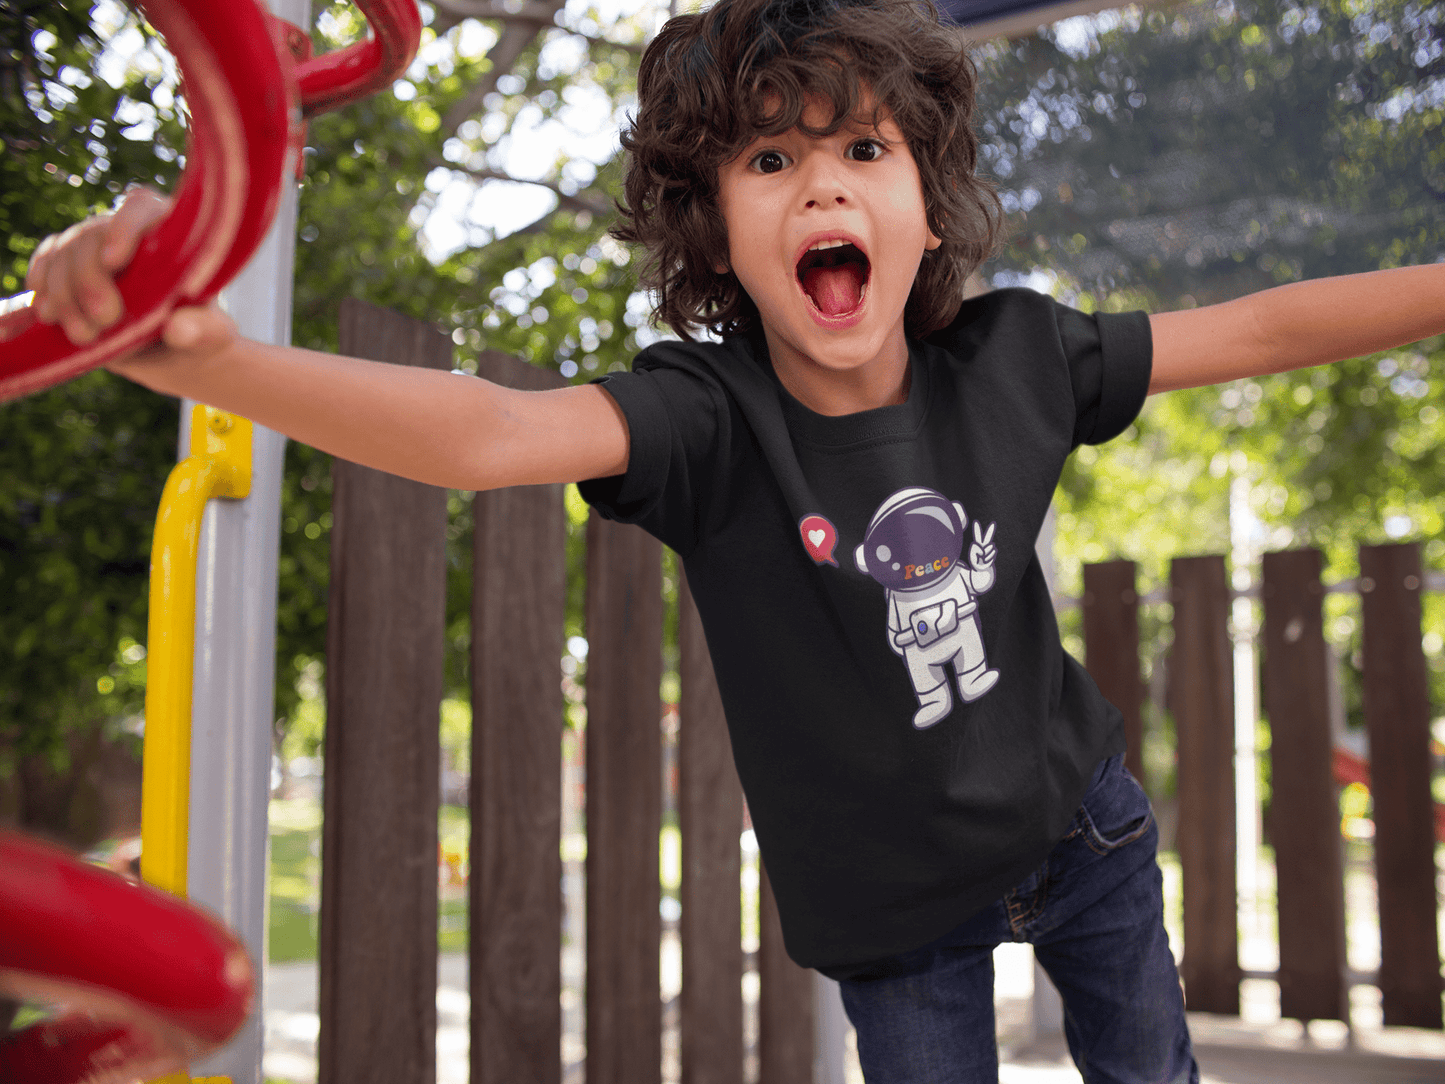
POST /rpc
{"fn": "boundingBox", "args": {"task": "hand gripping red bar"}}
[0,0,422,403]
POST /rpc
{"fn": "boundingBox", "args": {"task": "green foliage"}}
[0,0,184,294]
[2,1,648,795]
[0,371,176,774]
[0,2,186,801]
[975,0,1445,587]
[974,0,1445,740]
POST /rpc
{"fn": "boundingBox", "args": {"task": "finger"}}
[33,224,90,330]
[44,220,122,332]
[983,523,995,545]
[28,231,69,321]
[25,232,58,300]
[70,225,126,328]
[102,188,172,271]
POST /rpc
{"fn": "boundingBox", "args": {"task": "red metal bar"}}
[0,831,253,1084]
[0,0,294,400]
[297,0,424,117]
[0,0,421,402]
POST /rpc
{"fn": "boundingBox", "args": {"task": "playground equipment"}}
[0,832,252,1084]
[0,0,421,402]
[1333,745,1445,844]
[0,1,421,1081]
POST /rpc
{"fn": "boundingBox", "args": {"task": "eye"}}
[845,138,887,163]
[748,149,792,174]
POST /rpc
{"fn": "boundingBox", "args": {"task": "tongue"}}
[802,263,866,316]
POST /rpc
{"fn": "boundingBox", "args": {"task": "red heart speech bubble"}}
[799,513,840,567]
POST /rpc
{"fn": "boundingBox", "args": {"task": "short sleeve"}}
[576,361,725,556]
[1059,304,1153,447]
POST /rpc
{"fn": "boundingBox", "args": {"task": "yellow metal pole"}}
[140,405,252,1084]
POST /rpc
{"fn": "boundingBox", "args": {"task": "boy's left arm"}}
[1148,264,1445,394]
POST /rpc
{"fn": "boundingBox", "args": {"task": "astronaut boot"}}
[911,683,954,729]
[957,662,999,703]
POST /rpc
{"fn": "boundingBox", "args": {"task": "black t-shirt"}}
[579,287,1152,976]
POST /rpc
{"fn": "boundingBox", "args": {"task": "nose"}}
[799,152,849,210]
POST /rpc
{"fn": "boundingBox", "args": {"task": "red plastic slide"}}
[0,831,254,1083]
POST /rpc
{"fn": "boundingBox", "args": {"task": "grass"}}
[268,798,324,963]
[268,797,471,962]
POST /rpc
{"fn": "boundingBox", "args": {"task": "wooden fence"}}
[312,302,1441,1084]
[316,302,814,1084]
[1083,550,1444,1030]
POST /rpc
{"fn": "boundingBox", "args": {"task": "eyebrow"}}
[736,113,892,148]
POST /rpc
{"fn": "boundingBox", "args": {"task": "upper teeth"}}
[809,239,849,251]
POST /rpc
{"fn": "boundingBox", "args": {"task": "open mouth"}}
[796,240,871,318]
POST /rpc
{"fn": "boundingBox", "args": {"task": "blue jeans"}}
[838,754,1199,1084]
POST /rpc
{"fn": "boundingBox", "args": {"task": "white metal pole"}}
[181,2,304,1075]
[1229,472,1263,970]
[1030,505,1066,1040]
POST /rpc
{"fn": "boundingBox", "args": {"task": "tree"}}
[973,0,1444,585]
[971,0,1445,786]
[1,0,185,843]
[0,0,651,843]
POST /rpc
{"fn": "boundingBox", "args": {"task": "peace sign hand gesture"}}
[969,521,997,571]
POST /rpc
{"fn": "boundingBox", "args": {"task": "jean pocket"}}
[1077,756,1154,855]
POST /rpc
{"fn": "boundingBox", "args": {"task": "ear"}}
[713,260,730,275]
[925,228,943,252]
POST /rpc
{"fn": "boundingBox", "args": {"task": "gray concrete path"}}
[262,944,1445,1084]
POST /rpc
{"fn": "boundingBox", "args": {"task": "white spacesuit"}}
[855,487,999,729]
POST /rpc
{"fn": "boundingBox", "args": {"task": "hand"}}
[969,521,996,570]
[104,301,240,391]
[27,186,170,347]
[27,186,240,386]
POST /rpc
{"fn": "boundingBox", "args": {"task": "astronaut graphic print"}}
[853,488,1000,729]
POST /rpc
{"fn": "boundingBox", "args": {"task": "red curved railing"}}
[0,832,255,1084]
[0,0,422,403]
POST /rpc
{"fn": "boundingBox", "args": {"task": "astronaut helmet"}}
[853,487,968,591]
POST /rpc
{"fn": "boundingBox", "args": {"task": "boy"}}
[26,0,1445,1079]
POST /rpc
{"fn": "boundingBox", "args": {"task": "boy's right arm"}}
[26,189,630,492]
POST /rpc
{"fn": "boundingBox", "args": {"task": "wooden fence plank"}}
[1358,542,1443,1029]
[585,513,664,1084]
[1083,560,1145,786]
[470,353,568,1081]
[758,861,813,1084]
[679,576,745,1084]
[1261,548,1347,1023]
[320,299,450,1084]
[1168,555,1240,1016]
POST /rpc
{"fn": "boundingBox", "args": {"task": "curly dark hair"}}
[612,0,1004,341]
